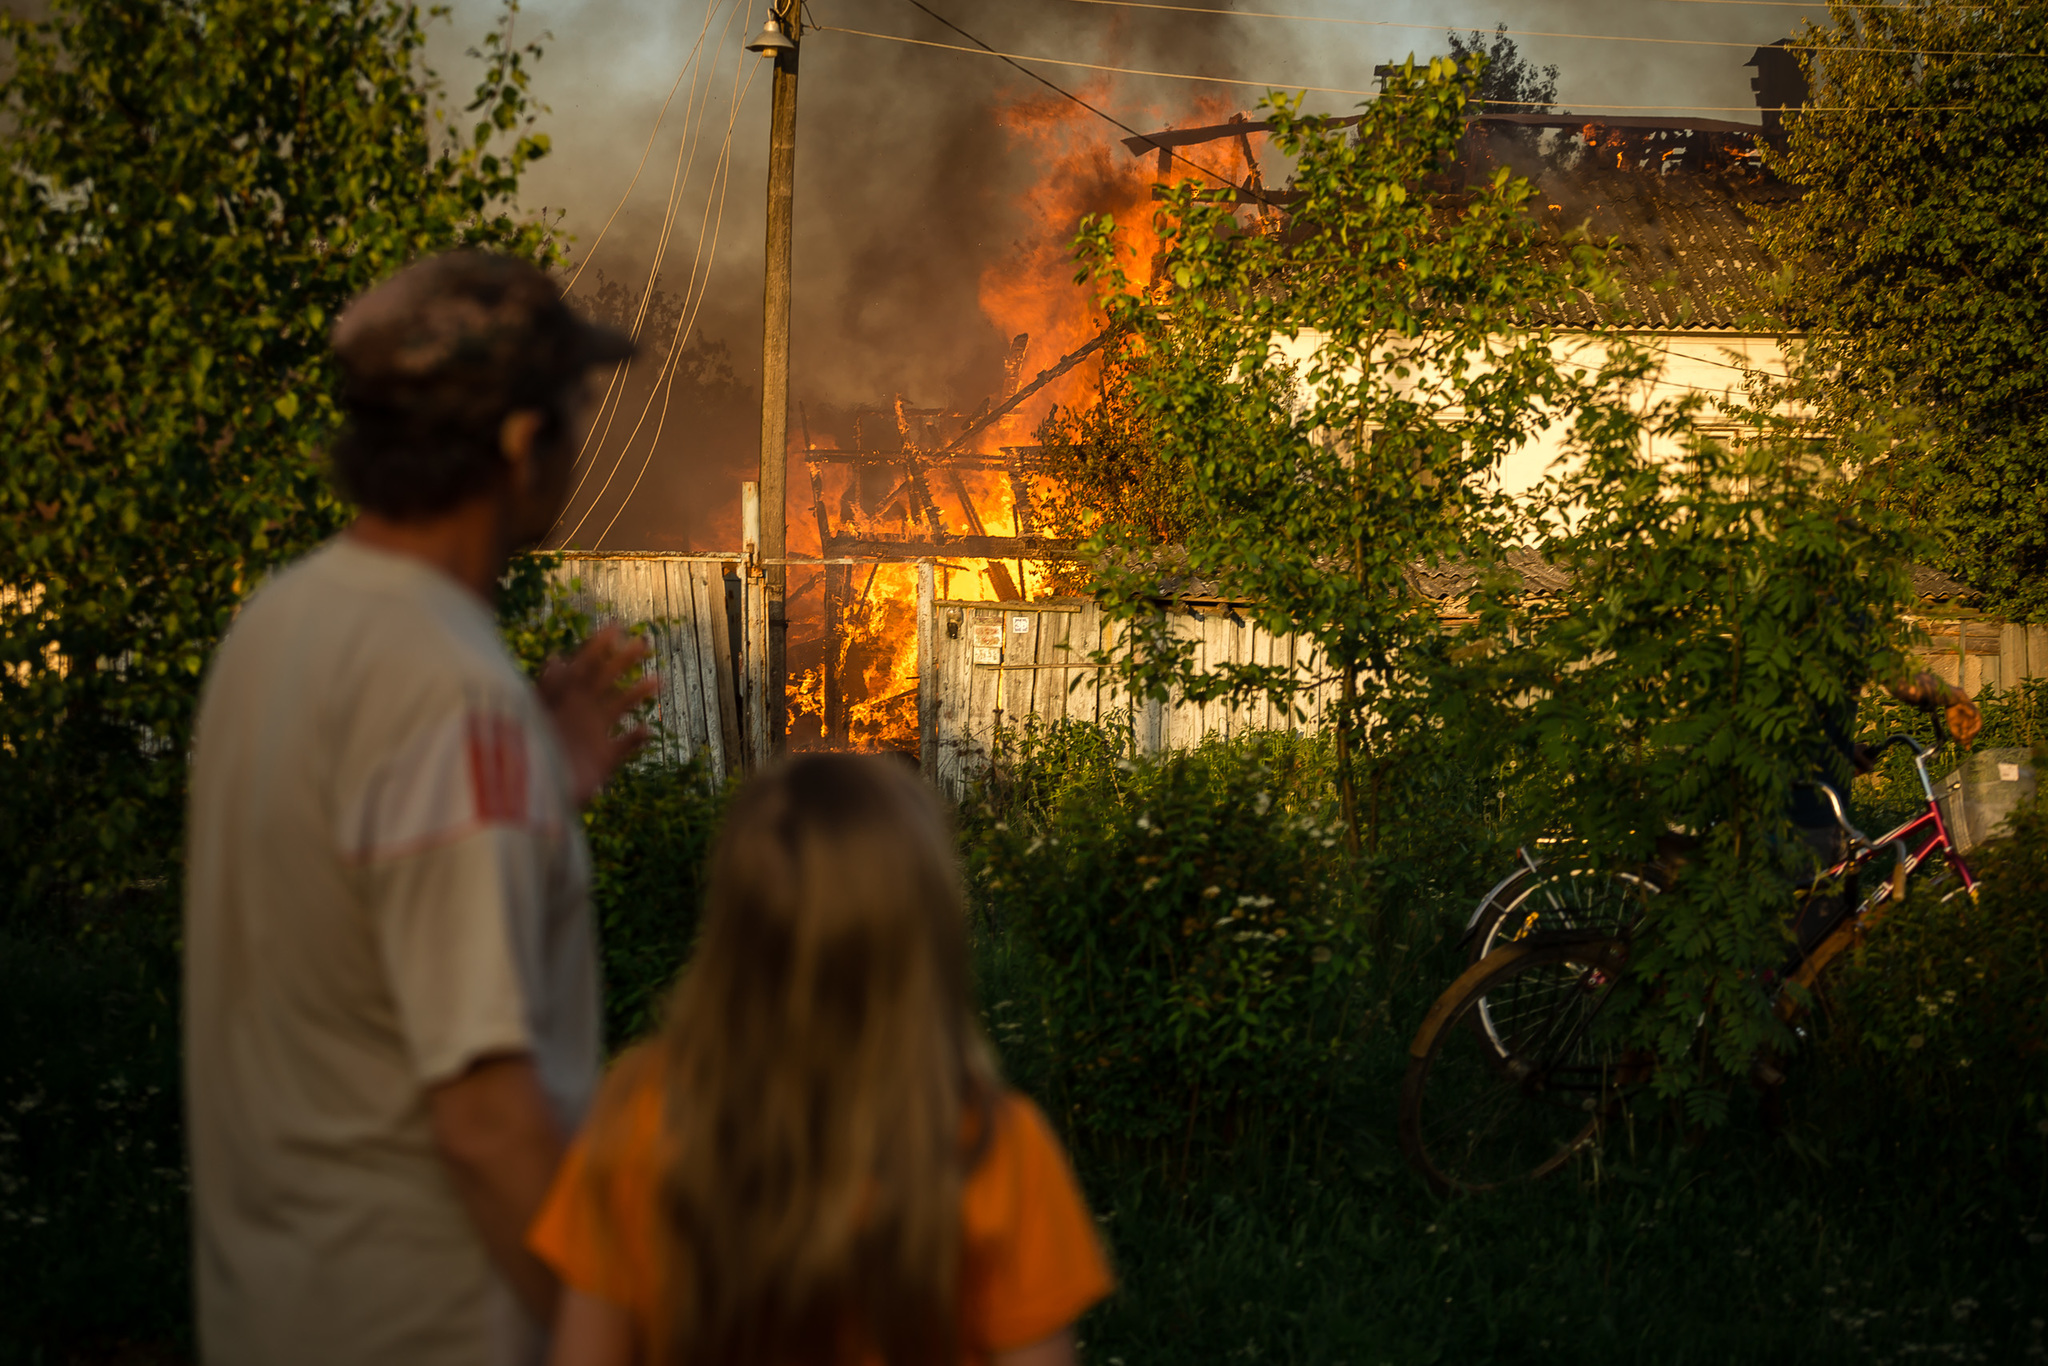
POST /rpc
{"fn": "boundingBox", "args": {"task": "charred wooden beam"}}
[826,533,1080,561]
[802,450,1047,471]
[1120,113,1362,157]
[1154,184,1304,205]
[1007,468,1037,536]
[941,328,1120,455]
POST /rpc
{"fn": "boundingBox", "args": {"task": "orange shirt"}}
[528,1057,1114,1364]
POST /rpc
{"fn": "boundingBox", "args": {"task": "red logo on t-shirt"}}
[465,713,530,825]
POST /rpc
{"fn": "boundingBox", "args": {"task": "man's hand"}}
[1888,670,1983,747]
[539,625,660,806]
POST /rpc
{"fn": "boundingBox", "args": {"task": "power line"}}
[891,0,1269,192]
[563,0,723,294]
[820,26,1969,111]
[591,54,760,547]
[1054,0,2048,60]
[557,0,747,537]
[554,0,729,531]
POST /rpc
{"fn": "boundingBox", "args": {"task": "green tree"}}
[0,0,557,922]
[1072,55,1641,857]
[1444,22,1559,115]
[1033,335,1199,594]
[1755,0,2048,620]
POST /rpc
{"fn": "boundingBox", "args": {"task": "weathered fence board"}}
[917,595,1334,800]
[918,594,2048,801]
[549,554,765,786]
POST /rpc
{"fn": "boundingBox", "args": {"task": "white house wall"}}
[1262,327,1788,499]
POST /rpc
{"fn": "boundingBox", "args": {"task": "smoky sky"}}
[421,0,1835,548]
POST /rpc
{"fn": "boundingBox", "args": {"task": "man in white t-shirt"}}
[184,251,658,1366]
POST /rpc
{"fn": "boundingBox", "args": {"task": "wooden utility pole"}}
[752,0,801,750]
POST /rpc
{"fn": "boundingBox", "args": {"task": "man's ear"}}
[499,410,546,492]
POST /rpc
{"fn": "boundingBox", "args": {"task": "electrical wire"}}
[555,0,747,538]
[563,1,724,295]
[893,0,1272,193]
[589,54,765,544]
[558,2,730,511]
[554,1,731,534]
[822,25,1977,111]
[1054,0,2048,60]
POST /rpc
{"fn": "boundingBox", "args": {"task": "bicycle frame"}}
[1808,731,1979,908]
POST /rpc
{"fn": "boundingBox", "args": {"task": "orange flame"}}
[977,85,1244,444]
[791,88,1253,754]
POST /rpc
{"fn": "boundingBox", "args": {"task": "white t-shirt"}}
[184,536,601,1366]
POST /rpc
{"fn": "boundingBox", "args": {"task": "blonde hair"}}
[605,754,999,1366]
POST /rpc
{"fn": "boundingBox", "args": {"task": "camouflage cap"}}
[331,250,632,415]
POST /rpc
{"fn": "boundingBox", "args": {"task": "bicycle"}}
[1397,728,1980,1195]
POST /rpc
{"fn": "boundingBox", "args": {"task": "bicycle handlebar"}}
[1794,779,1874,852]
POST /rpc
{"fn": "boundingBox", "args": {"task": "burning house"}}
[560,48,2046,789]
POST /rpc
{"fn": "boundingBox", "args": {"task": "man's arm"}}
[429,1052,566,1327]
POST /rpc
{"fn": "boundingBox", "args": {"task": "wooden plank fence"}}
[916,586,1339,800]
[917,592,2048,802]
[544,545,2048,801]
[1911,617,2048,697]
[549,553,768,786]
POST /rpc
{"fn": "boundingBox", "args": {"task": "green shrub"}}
[1815,791,2048,1160]
[495,551,727,1048]
[586,757,729,1047]
[0,917,189,1359]
[0,0,556,926]
[965,726,1372,1169]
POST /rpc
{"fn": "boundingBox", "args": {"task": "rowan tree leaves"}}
[1071,55,1644,858]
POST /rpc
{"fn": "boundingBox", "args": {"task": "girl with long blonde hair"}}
[529,754,1112,1366]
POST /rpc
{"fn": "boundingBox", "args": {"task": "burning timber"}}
[798,326,1115,743]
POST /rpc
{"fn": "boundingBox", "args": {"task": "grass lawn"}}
[1077,1112,2047,1365]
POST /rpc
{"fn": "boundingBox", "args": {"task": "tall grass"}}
[0,912,190,1362]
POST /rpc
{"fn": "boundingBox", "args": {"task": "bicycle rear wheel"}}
[1469,867,1656,963]
[1400,935,1635,1195]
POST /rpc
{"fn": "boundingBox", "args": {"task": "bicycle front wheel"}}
[1400,935,1636,1195]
